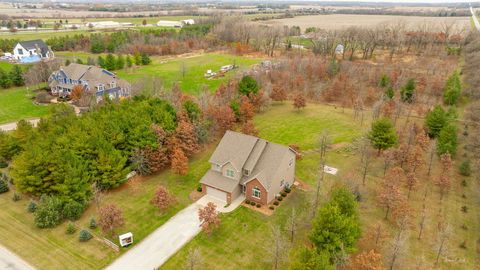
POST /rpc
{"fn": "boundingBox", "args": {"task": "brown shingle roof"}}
[208,130,258,171]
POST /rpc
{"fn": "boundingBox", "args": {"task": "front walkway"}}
[105,195,244,270]
[0,245,36,270]
[0,118,40,132]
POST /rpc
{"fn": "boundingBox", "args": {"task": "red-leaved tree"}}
[198,202,220,235]
[98,204,125,236]
[293,92,306,110]
[171,146,188,175]
[150,185,176,211]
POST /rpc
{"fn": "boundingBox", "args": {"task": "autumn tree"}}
[150,185,176,211]
[70,85,84,101]
[184,247,203,270]
[436,153,452,200]
[175,118,199,157]
[239,96,255,122]
[207,105,236,135]
[98,204,125,236]
[270,85,287,102]
[377,167,406,220]
[171,146,188,175]
[198,202,220,235]
[293,92,306,110]
[241,121,259,136]
[368,118,398,155]
[349,249,384,270]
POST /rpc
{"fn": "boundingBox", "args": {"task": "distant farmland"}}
[264,14,471,31]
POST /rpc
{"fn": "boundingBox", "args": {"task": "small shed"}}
[118,232,133,247]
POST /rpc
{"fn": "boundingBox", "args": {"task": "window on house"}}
[17,48,23,55]
[289,159,294,167]
[226,169,235,178]
[242,185,246,193]
[280,180,284,187]
[252,187,261,198]
[243,169,250,176]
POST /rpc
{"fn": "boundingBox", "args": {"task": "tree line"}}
[0,65,24,89]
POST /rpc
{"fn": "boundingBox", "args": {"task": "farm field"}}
[116,53,264,94]
[0,87,50,124]
[264,14,471,31]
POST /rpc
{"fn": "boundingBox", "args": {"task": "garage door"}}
[206,186,227,202]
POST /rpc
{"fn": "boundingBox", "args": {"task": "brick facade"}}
[245,179,268,205]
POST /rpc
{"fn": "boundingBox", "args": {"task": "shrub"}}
[0,179,9,194]
[459,241,467,249]
[281,192,287,197]
[66,223,76,235]
[461,206,468,213]
[256,203,261,208]
[245,200,250,204]
[89,217,97,229]
[196,186,202,192]
[79,229,92,242]
[63,201,85,221]
[459,160,471,176]
[284,187,291,193]
[269,206,274,210]
[461,179,467,187]
[277,197,283,201]
[12,192,20,202]
[273,201,279,206]
[250,201,256,206]
[34,195,63,228]
[27,200,37,213]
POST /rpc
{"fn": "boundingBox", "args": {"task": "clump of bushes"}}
[0,157,7,168]
[273,201,279,206]
[250,201,256,206]
[461,206,468,213]
[269,206,274,210]
[196,186,202,192]
[34,195,63,228]
[245,200,250,205]
[277,197,283,202]
[27,200,37,213]
[459,160,471,176]
[66,222,76,235]
[284,187,291,193]
[256,203,261,208]
[89,217,97,229]
[280,192,287,197]
[0,176,9,194]
[63,201,85,221]
[12,192,20,202]
[79,229,92,242]
[459,241,467,249]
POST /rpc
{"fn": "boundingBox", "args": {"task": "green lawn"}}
[0,87,50,124]
[116,53,263,94]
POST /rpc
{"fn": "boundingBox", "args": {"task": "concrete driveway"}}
[0,245,35,270]
[105,195,243,270]
[0,119,40,132]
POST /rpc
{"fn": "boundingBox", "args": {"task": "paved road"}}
[105,195,243,270]
[0,245,35,270]
[0,119,40,132]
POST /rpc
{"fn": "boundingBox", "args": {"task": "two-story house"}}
[12,39,53,63]
[48,63,131,102]
[200,130,296,205]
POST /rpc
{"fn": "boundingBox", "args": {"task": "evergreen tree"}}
[134,52,142,65]
[0,68,11,88]
[116,54,125,70]
[238,75,259,96]
[76,58,84,64]
[379,74,391,88]
[105,54,116,71]
[290,247,334,270]
[443,71,461,105]
[0,177,9,193]
[97,56,106,69]
[34,195,64,228]
[140,53,151,65]
[437,124,457,156]
[385,86,395,99]
[368,118,398,154]
[9,65,24,86]
[425,105,447,138]
[400,79,415,103]
[65,59,71,66]
[126,55,133,67]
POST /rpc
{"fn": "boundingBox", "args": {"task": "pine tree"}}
[116,54,125,70]
[425,105,447,138]
[443,71,461,105]
[141,53,151,65]
[9,65,24,86]
[126,55,133,68]
[105,54,116,71]
[0,68,11,88]
[368,118,398,154]
[400,79,415,103]
[97,56,106,69]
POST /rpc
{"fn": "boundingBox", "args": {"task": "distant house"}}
[200,131,296,205]
[86,21,133,29]
[48,63,131,101]
[12,39,53,63]
[180,19,195,26]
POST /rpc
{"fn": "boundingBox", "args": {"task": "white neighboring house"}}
[180,19,195,26]
[12,39,54,62]
[156,20,182,28]
[86,21,133,29]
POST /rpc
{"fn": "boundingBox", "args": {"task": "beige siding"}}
[267,151,296,203]
[221,162,241,181]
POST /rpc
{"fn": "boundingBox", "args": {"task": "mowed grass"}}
[0,144,214,270]
[161,103,366,269]
[116,53,263,94]
[0,87,50,124]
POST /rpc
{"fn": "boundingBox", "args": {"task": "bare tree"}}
[286,208,297,243]
[435,222,451,267]
[184,247,203,270]
[389,227,408,270]
[267,226,288,270]
[312,131,329,217]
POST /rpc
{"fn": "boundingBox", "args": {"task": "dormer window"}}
[226,169,235,178]
[212,163,221,172]
[97,84,104,91]
[243,169,250,176]
[110,81,116,88]
[289,159,293,167]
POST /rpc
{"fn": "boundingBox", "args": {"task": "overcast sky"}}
[293,0,477,2]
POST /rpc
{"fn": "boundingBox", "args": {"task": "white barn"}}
[12,39,53,62]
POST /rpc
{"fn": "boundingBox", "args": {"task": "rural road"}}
[470,5,480,31]
[0,119,40,132]
[0,245,35,270]
[105,195,243,270]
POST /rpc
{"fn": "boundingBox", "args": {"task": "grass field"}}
[116,53,263,94]
[0,87,50,124]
